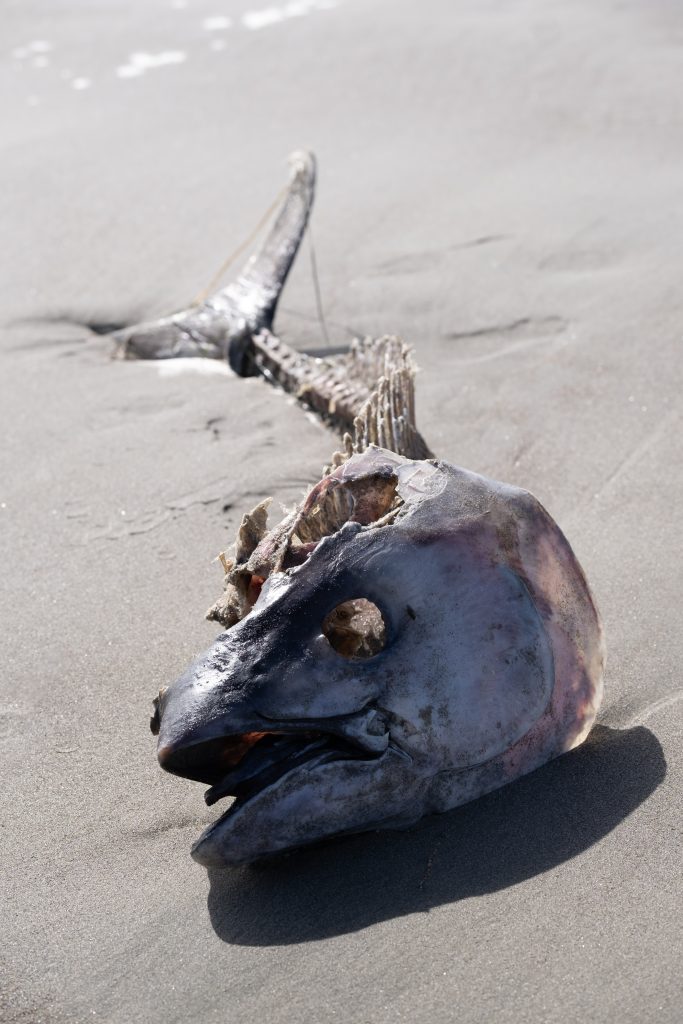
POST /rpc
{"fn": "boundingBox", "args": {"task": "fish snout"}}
[150,639,277,784]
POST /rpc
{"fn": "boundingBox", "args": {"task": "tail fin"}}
[111,151,316,368]
[224,150,316,326]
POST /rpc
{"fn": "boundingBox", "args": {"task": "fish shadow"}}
[206,724,665,946]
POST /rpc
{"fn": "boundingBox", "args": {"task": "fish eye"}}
[322,598,386,659]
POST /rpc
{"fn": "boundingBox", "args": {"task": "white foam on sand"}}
[116,51,187,79]
[156,359,234,377]
[12,40,53,60]
[242,0,337,31]
[202,16,232,31]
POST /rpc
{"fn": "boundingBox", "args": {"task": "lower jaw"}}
[190,746,414,868]
[191,746,357,861]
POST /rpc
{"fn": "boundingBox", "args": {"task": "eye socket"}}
[322,599,386,659]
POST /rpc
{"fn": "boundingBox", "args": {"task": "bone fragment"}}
[233,498,272,564]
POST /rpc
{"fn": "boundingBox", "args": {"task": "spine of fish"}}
[250,329,432,463]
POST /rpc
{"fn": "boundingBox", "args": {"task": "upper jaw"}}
[156,703,390,781]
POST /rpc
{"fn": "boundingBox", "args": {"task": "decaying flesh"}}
[139,151,604,867]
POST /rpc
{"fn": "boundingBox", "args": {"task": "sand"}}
[1,0,682,1021]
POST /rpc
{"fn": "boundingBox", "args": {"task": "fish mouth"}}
[203,731,373,807]
[159,720,388,856]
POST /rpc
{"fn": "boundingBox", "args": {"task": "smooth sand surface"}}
[1,1,681,1021]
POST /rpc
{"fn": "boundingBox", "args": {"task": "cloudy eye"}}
[322,598,386,659]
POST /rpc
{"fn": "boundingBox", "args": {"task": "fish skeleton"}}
[126,152,604,866]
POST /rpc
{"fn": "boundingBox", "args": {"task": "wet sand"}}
[1,0,681,1021]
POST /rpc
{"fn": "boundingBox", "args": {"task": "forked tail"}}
[110,151,316,368]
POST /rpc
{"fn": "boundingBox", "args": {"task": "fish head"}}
[153,448,604,866]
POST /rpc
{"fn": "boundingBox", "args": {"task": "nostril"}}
[149,686,168,736]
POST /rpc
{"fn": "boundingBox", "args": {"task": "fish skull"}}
[153,447,604,867]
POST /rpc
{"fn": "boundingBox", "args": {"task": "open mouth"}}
[161,726,383,835]
[204,730,375,807]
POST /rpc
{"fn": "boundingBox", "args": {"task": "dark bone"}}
[109,151,316,373]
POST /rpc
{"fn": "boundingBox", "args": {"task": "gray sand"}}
[1,0,681,1021]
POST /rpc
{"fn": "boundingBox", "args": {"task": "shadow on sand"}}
[206,724,665,946]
